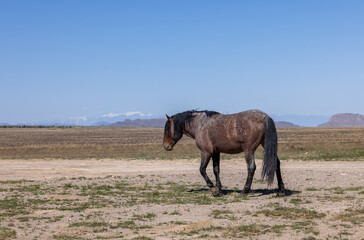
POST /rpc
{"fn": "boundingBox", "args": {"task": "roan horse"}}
[163,109,286,197]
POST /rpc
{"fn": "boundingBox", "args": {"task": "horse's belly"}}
[215,142,243,154]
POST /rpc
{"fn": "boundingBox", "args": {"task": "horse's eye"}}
[164,121,171,134]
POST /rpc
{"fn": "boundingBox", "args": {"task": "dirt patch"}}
[0,159,363,239]
[0,159,199,180]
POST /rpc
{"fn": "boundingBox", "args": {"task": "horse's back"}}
[235,109,267,120]
[201,110,266,153]
[228,110,266,142]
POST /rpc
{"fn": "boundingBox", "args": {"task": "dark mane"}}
[171,110,220,138]
[172,110,220,126]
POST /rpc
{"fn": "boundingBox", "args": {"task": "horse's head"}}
[163,114,183,151]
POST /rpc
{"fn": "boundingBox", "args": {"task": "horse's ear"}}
[166,114,172,121]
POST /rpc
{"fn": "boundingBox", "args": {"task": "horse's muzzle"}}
[164,145,173,151]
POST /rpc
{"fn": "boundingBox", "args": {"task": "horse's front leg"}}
[212,152,222,190]
[200,152,213,188]
[242,150,256,194]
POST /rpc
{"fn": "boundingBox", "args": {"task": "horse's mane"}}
[171,110,220,137]
[173,110,219,124]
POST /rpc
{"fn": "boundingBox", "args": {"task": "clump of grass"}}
[68,221,109,233]
[95,235,124,239]
[132,213,156,221]
[59,200,108,212]
[170,211,181,215]
[179,229,200,236]
[0,198,30,217]
[69,221,108,228]
[197,234,210,238]
[0,180,35,185]
[210,209,234,219]
[177,226,218,237]
[332,208,364,225]
[224,224,286,238]
[53,235,87,240]
[111,220,136,229]
[257,205,325,220]
[291,221,319,235]
[345,186,363,191]
[0,226,16,239]
[253,178,266,184]
[17,215,64,223]
[290,198,302,204]
[131,236,153,240]
[306,187,320,191]
[330,187,345,194]
[63,183,80,190]
[301,237,318,240]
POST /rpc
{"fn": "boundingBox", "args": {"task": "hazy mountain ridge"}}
[104,113,364,128]
[318,113,364,127]
[103,119,299,128]
[271,114,330,127]
[109,118,166,128]
[275,121,300,127]
[2,113,364,128]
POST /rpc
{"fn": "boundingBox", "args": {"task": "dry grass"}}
[0,127,363,161]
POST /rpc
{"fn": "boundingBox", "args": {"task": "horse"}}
[163,109,286,197]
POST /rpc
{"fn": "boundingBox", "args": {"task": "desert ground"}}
[0,159,363,240]
[0,127,363,239]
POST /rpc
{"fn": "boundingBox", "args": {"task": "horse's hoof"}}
[211,186,221,197]
[241,188,250,196]
[276,190,286,197]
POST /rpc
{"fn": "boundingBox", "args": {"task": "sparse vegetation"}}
[69,221,108,228]
[210,209,233,219]
[0,226,16,239]
[0,172,361,239]
[224,224,286,238]
[332,208,364,225]
[290,221,318,235]
[0,127,364,160]
[257,204,326,220]
[53,235,87,240]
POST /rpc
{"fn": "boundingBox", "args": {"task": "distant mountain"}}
[318,113,364,127]
[93,121,110,126]
[109,118,166,127]
[275,121,300,127]
[271,114,330,127]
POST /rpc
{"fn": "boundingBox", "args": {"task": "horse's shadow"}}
[188,188,300,197]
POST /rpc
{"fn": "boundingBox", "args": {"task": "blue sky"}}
[1,1,363,125]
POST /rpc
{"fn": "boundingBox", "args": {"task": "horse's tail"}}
[262,115,277,186]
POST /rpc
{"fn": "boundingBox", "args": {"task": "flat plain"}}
[0,127,363,239]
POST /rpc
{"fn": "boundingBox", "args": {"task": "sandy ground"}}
[0,159,363,239]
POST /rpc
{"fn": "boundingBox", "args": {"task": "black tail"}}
[262,115,277,186]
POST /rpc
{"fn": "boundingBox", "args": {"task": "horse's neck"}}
[181,119,194,139]
[183,114,203,139]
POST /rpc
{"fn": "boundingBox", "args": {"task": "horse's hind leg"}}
[212,152,221,190]
[242,150,256,194]
[200,152,214,188]
[276,157,286,196]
